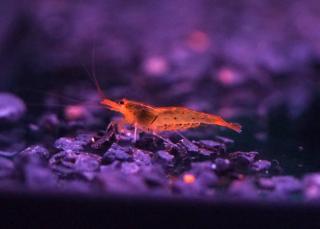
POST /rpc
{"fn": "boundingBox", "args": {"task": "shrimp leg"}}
[107,119,127,133]
[152,131,177,148]
[133,123,138,143]
[109,119,140,143]
[175,131,192,143]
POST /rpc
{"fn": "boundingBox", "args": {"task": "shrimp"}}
[101,98,242,140]
[86,50,241,142]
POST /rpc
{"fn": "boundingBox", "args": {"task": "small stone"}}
[173,173,215,196]
[189,162,218,187]
[99,164,118,174]
[24,165,57,190]
[230,151,259,165]
[28,123,41,135]
[272,176,302,193]
[180,139,199,152]
[198,140,225,151]
[141,166,166,188]
[75,133,96,146]
[216,136,234,145]
[54,137,83,152]
[121,162,140,174]
[17,145,50,165]
[229,180,259,199]
[49,151,77,175]
[39,113,60,130]
[0,150,18,157]
[96,170,147,194]
[74,153,101,172]
[157,150,174,162]
[257,178,275,190]
[81,172,96,181]
[197,170,218,187]
[0,93,26,123]
[251,160,271,172]
[214,158,231,172]
[49,151,101,176]
[303,173,320,200]
[198,148,216,157]
[133,149,151,166]
[54,134,95,152]
[103,143,131,163]
[191,162,213,172]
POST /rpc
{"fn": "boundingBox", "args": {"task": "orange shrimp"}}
[101,98,242,136]
[86,51,241,142]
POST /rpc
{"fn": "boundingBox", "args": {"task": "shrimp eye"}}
[119,100,124,105]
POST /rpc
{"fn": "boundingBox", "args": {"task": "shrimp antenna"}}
[83,40,106,99]
[91,45,105,98]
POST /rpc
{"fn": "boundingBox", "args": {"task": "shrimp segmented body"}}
[84,56,240,136]
[82,48,241,138]
[101,98,242,134]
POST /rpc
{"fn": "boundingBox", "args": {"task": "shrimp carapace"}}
[100,98,242,133]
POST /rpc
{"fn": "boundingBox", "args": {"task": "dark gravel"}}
[0,112,315,202]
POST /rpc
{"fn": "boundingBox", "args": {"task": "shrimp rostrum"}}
[101,98,241,141]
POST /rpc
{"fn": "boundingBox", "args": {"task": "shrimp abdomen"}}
[149,107,241,133]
